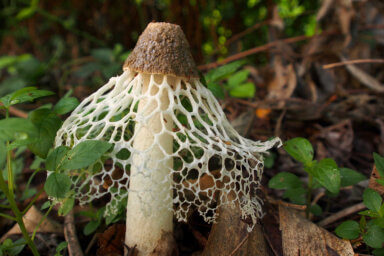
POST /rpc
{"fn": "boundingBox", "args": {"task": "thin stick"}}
[225,20,271,46]
[9,106,28,118]
[323,59,384,69]
[0,105,28,118]
[0,212,16,221]
[64,210,84,256]
[198,24,384,71]
[317,202,366,227]
[228,234,249,256]
[198,34,311,70]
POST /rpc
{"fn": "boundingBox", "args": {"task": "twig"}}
[311,191,325,205]
[225,20,271,46]
[64,210,84,256]
[274,109,286,138]
[85,233,99,255]
[228,233,249,256]
[0,104,28,118]
[267,197,307,210]
[233,97,314,110]
[9,106,28,118]
[198,24,384,71]
[323,59,384,69]
[317,202,366,227]
[198,34,311,70]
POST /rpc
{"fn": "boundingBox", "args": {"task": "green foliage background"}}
[0,0,320,97]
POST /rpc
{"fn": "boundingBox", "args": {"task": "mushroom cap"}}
[123,22,199,78]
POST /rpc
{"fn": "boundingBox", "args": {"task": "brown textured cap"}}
[123,22,199,78]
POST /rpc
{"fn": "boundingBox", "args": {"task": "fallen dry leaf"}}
[267,57,297,105]
[97,223,125,256]
[279,205,354,256]
[202,200,268,256]
[368,165,384,196]
[341,56,384,92]
[316,0,335,21]
[0,205,63,242]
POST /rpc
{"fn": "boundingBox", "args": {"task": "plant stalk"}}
[0,168,40,256]
[306,174,313,219]
[0,108,40,255]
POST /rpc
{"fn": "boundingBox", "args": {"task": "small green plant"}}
[0,238,26,256]
[44,140,112,215]
[53,241,68,256]
[74,45,130,83]
[335,153,384,255]
[79,201,126,236]
[203,60,256,99]
[268,137,366,218]
[0,87,79,255]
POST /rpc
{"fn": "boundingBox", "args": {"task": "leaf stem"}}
[0,107,40,255]
[0,212,16,221]
[23,189,44,215]
[31,203,53,241]
[0,170,40,255]
[306,174,313,219]
[6,141,14,195]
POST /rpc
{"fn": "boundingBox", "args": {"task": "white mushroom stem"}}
[125,74,174,255]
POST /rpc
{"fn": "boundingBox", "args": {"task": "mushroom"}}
[55,22,281,255]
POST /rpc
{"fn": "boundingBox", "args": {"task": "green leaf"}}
[0,118,38,142]
[0,142,6,169]
[7,138,37,151]
[20,188,37,201]
[264,153,276,168]
[359,210,380,218]
[58,197,74,216]
[61,140,112,170]
[16,0,38,20]
[44,173,71,198]
[364,188,383,212]
[53,97,79,115]
[8,87,53,107]
[102,63,121,78]
[0,55,30,69]
[56,241,68,253]
[335,220,360,240]
[0,77,26,98]
[374,218,384,229]
[83,220,100,236]
[74,62,101,78]
[283,187,306,205]
[283,137,314,165]
[91,48,114,63]
[41,201,51,210]
[360,216,367,231]
[363,225,384,249]
[310,204,322,216]
[227,70,249,88]
[377,178,384,186]
[28,108,62,158]
[205,60,245,83]
[268,172,302,190]
[340,168,367,187]
[373,248,384,256]
[46,146,70,171]
[207,83,225,99]
[16,7,37,20]
[30,156,44,170]
[229,82,255,98]
[7,238,26,255]
[374,153,384,177]
[313,158,340,194]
